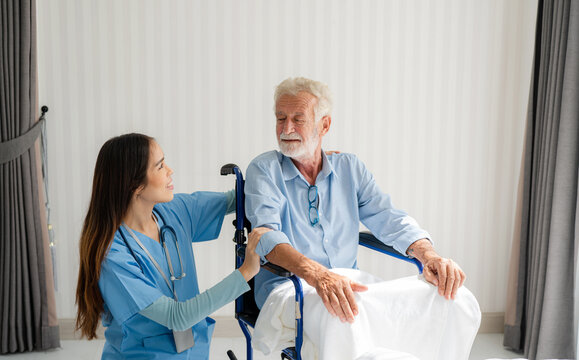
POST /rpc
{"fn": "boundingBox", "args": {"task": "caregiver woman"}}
[75,133,267,359]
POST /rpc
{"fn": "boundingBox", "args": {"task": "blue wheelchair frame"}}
[221,164,423,360]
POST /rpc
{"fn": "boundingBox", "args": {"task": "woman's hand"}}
[238,227,271,281]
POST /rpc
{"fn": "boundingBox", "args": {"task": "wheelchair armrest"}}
[262,262,293,278]
[359,231,423,273]
[236,244,293,277]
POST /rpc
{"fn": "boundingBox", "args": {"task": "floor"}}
[2,333,524,359]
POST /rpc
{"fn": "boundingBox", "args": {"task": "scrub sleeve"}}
[98,192,244,359]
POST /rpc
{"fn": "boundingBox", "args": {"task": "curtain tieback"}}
[0,106,48,164]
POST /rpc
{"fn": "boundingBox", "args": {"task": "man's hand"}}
[265,243,367,323]
[422,256,465,300]
[312,269,368,323]
[407,239,466,300]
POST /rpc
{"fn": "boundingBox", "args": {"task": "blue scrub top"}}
[98,192,228,359]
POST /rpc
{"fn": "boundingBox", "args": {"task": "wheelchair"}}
[221,164,423,360]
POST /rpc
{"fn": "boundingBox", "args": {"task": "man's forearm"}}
[266,243,369,323]
[406,238,439,264]
[265,243,327,285]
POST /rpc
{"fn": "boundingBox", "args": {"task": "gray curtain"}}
[504,0,579,359]
[0,0,60,354]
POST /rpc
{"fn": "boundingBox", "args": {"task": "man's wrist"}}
[407,238,436,263]
[300,257,327,286]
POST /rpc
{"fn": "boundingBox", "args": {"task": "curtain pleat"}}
[0,0,59,354]
[504,0,578,358]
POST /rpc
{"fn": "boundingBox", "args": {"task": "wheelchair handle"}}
[220,163,238,176]
[220,163,247,236]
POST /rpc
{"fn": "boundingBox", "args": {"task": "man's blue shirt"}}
[245,150,431,307]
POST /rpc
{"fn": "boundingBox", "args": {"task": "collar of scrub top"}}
[122,211,186,301]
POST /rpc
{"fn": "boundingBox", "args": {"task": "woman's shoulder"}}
[104,229,134,262]
[153,192,228,228]
[155,192,225,214]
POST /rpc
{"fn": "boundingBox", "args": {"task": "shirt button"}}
[324,238,328,243]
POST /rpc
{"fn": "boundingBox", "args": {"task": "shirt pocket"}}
[142,332,176,354]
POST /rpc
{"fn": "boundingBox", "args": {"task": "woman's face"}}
[137,140,174,204]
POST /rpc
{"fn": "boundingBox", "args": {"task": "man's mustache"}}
[280,134,302,141]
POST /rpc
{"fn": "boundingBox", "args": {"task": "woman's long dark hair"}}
[75,133,153,339]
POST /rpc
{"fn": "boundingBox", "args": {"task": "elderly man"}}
[245,77,480,359]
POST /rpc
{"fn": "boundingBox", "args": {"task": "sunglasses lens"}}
[309,206,319,225]
[308,186,318,203]
[307,185,319,226]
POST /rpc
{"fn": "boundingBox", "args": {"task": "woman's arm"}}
[139,270,248,331]
[139,227,266,330]
[225,189,236,214]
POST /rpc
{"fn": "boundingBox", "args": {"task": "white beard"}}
[278,129,320,160]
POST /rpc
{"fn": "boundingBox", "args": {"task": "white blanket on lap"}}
[253,268,481,360]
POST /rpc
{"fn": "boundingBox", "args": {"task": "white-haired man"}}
[245,77,481,359]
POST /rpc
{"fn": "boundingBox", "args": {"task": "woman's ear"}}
[134,184,145,198]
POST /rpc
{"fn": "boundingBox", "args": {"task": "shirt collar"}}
[281,150,336,183]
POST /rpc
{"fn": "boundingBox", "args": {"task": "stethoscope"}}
[153,212,187,281]
[120,209,186,294]
[120,211,195,350]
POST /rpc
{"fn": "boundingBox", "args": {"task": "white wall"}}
[36,0,537,319]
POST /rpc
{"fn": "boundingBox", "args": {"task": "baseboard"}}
[59,318,105,340]
[59,312,503,340]
[477,312,504,333]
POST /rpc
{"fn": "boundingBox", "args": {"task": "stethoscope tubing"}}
[158,221,186,281]
[119,209,187,294]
